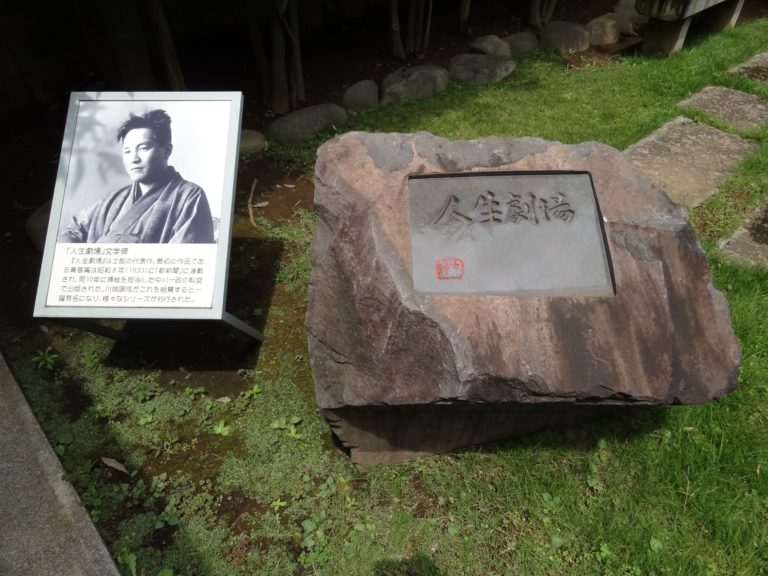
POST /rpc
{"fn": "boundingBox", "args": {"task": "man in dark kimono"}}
[58,109,215,244]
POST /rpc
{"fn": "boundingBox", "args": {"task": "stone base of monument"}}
[306,132,740,466]
[323,404,645,467]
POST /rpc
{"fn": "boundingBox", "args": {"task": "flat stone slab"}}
[679,86,768,131]
[719,227,768,268]
[409,172,613,296]
[718,205,768,268]
[0,352,119,576]
[729,51,768,84]
[623,116,758,207]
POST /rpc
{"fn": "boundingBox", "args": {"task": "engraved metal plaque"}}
[409,172,614,296]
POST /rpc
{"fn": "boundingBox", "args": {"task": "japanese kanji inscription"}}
[409,172,614,296]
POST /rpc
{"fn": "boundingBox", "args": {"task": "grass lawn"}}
[2,19,768,576]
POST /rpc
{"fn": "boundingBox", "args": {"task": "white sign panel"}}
[34,92,243,321]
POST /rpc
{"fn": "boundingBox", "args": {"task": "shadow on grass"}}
[482,404,671,455]
[104,236,283,372]
[373,553,442,576]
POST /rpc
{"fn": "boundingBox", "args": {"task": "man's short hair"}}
[117,109,172,148]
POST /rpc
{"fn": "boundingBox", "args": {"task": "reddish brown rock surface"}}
[306,132,740,465]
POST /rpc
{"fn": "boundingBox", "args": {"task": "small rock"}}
[25,199,51,253]
[342,79,379,111]
[540,21,591,56]
[606,11,636,36]
[614,0,649,27]
[268,104,348,145]
[587,14,620,46]
[240,129,266,155]
[449,54,516,86]
[503,31,539,56]
[470,35,511,58]
[381,65,449,105]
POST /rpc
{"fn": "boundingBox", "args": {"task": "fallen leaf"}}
[100,456,129,475]
[253,201,269,209]
[215,396,232,404]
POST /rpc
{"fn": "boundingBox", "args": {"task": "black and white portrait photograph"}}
[35,92,242,317]
[56,98,232,244]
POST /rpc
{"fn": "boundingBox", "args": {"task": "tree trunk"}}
[286,0,305,107]
[270,5,290,113]
[406,0,417,52]
[422,0,432,53]
[245,3,271,106]
[458,0,471,35]
[529,0,557,29]
[145,0,185,90]
[390,0,406,60]
[542,0,557,26]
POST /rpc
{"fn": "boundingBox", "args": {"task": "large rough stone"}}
[624,116,758,207]
[449,54,516,86]
[540,21,591,56]
[307,131,740,465]
[342,79,379,111]
[381,65,449,105]
[470,35,511,58]
[268,104,348,144]
[503,31,539,56]
[679,86,768,131]
[587,14,621,46]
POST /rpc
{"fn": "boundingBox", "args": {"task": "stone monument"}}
[306,132,740,466]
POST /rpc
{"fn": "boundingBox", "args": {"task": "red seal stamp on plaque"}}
[435,258,464,280]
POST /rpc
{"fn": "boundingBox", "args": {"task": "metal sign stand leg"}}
[221,312,264,341]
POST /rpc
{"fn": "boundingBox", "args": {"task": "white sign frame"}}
[33,91,245,327]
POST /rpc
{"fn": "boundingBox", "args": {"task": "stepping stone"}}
[679,86,768,131]
[718,205,768,269]
[624,116,758,207]
[728,51,768,84]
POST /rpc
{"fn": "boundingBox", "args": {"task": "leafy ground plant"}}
[0,17,767,576]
